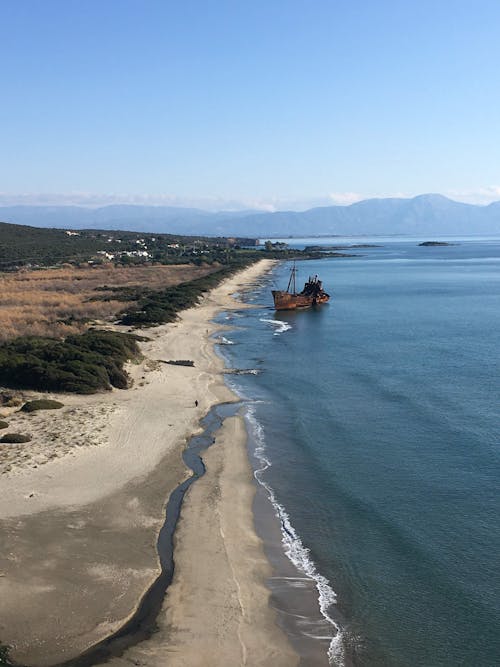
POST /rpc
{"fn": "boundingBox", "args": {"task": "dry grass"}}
[0,264,217,341]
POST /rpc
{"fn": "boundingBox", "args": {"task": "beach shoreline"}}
[108,414,299,667]
[0,258,298,666]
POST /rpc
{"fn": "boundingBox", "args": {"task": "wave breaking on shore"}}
[245,403,345,666]
[259,318,293,335]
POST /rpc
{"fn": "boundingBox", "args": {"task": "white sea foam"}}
[245,405,345,666]
[218,336,235,345]
[259,318,292,335]
[223,375,245,400]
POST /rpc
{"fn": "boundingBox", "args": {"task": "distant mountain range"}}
[1,194,500,237]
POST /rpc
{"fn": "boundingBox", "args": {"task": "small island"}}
[418,241,455,247]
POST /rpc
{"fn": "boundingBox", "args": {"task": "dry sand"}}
[0,259,296,666]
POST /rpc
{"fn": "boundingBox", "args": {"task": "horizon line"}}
[1,190,500,212]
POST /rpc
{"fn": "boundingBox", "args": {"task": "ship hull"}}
[272,290,330,310]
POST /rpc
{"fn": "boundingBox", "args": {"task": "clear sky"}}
[2,0,500,209]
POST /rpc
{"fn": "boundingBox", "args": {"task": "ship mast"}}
[286,261,297,295]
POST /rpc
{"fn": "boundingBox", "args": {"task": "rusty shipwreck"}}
[272,263,330,311]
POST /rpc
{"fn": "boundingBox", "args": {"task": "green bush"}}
[21,399,64,412]
[0,421,8,429]
[0,330,142,394]
[118,262,253,327]
[0,433,31,443]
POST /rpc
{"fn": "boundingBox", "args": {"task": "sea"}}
[215,236,500,667]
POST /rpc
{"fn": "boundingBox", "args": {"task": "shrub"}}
[0,421,8,429]
[0,330,142,394]
[118,262,252,327]
[21,399,64,412]
[0,433,31,443]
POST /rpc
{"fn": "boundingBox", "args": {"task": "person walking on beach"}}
[194,399,198,407]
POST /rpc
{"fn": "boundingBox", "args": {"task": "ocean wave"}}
[223,368,261,376]
[245,404,345,666]
[217,336,235,345]
[259,318,292,335]
[232,368,260,375]
[222,375,246,400]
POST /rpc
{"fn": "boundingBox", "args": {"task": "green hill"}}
[0,221,247,269]
[0,222,117,267]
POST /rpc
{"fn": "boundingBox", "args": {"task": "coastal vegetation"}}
[0,421,8,429]
[0,255,252,393]
[0,221,257,270]
[0,221,336,395]
[0,330,143,394]
[0,433,31,444]
[21,399,64,412]
[117,263,250,326]
[0,263,220,340]
[0,219,338,275]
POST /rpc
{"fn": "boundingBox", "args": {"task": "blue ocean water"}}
[218,238,500,667]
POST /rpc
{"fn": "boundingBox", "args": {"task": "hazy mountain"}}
[0,205,256,234]
[1,195,500,237]
[225,194,493,236]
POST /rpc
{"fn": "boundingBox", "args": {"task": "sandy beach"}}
[0,258,297,666]
[109,415,298,667]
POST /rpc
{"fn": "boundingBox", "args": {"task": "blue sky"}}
[2,0,500,210]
